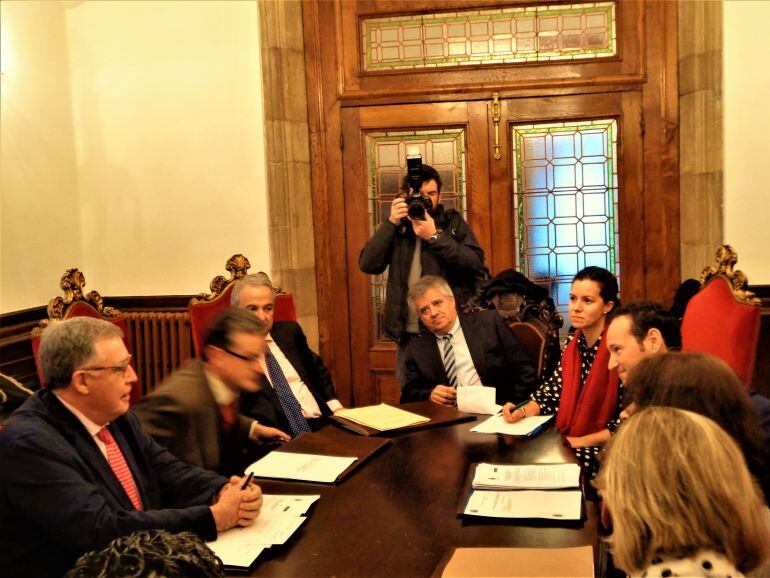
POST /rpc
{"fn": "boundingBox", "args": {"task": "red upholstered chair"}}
[188,254,297,356]
[31,269,143,405]
[681,245,762,387]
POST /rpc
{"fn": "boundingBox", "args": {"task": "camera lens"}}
[407,197,428,221]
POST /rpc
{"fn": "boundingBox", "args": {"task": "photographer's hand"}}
[410,211,437,240]
[388,196,409,226]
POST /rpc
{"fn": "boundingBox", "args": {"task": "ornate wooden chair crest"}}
[31,268,143,404]
[188,254,297,356]
[681,244,762,386]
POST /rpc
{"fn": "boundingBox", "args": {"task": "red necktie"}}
[96,427,144,510]
[219,402,238,433]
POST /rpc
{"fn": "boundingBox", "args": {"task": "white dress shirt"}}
[55,393,109,460]
[435,317,481,388]
[259,334,342,418]
[203,368,260,439]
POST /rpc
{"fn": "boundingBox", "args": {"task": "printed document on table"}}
[206,512,306,567]
[246,452,357,483]
[471,413,553,436]
[335,403,430,431]
[261,494,321,516]
[456,385,501,415]
[472,463,581,490]
[464,490,582,520]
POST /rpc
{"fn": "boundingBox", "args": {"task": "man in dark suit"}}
[231,273,343,434]
[401,275,537,406]
[0,317,262,578]
[134,308,290,475]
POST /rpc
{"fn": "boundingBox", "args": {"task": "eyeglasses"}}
[222,348,262,364]
[78,355,133,377]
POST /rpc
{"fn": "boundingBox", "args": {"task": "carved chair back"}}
[188,254,297,356]
[681,245,762,387]
[31,269,143,405]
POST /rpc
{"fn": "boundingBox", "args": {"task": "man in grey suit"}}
[135,308,289,475]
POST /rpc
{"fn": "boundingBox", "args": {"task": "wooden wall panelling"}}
[302,0,354,406]
[339,1,645,103]
[642,0,681,303]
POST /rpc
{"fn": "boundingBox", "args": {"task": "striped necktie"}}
[96,427,144,510]
[264,348,312,436]
[442,334,458,388]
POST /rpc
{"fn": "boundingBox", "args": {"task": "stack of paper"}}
[472,463,581,490]
[335,404,429,431]
[463,463,582,520]
[207,494,320,569]
[470,413,553,436]
[246,452,357,483]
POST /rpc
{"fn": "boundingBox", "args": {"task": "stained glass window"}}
[512,119,619,330]
[365,129,467,341]
[361,2,616,71]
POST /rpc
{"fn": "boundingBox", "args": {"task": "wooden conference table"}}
[245,404,601,577]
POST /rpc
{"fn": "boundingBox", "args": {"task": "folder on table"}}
[331,401,476,436]
[434,546,594,577]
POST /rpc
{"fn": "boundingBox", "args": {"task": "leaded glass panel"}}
[365,129,467,342]
[361,2,616,71]
[512,119,619,331]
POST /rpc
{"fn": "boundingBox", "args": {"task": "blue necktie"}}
[264,348,312,436]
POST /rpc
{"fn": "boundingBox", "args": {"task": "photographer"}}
[359,163,485,386]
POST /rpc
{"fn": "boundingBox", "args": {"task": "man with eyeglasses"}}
[0,315,263,578]
[135,307,290,475]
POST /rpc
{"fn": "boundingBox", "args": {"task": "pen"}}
[241,472,254,490]
[498,399,530,415]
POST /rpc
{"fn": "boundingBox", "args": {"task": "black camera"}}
[405,148,430,221]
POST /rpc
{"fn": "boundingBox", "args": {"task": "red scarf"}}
[555,328,619,437]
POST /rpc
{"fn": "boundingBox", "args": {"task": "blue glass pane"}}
[528,254,550,277]
[552,134,575,158]
[581,132,605,156]
[584,222,607,246]
[555,252,578,277]
[556,281,572,308]
[584,251,609,268]
[582,193,606,216]
[524,136,546,160]
[553,165,576,189]
[582,162,606,187]
[528,225,550,249]
[555,223,577,246]
[524,166,547,189]
[554,195,577,218]
[525,195,548,219]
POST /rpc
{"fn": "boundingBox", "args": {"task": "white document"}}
[471,413,553,436]
[456,385,501,414]
[335,403,429,431]
[464,490,582,520]
[261,494,320,516]
[206,513,306,567]
[246,451,357,483]
[472,463,581,490]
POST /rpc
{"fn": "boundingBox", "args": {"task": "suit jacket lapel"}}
[42,392,134,509]
[420,333,448,384]
[459,313,486,381]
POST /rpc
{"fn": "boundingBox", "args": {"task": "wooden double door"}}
[342,91,651,405]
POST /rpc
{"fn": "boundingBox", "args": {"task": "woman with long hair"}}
[502,266,621,465]
[596,407,769,577]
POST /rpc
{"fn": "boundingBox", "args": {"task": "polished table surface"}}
[247,413,600,577]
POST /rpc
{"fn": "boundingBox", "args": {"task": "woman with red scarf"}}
[502,266,621,474]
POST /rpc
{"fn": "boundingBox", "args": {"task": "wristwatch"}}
[427,229,442,243]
